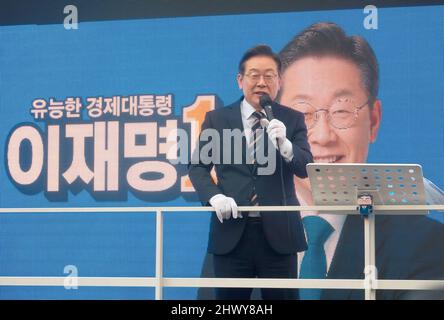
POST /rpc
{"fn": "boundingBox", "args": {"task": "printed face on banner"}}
[280,56,381,164]
[237,56,281,110]
[279,56,382,203]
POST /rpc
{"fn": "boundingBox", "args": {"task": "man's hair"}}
[238,44,281,75]
[279,22,379,102]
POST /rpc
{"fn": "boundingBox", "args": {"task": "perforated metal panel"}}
[307,163,426,207]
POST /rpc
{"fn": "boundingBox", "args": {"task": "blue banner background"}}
[0,6,443,299]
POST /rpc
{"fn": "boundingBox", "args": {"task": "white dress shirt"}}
[240,98,294,162]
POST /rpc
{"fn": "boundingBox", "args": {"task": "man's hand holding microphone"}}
[259,94,294,161]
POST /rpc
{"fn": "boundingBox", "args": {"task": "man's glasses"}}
[244,71,278,84]
[293,98,369,130]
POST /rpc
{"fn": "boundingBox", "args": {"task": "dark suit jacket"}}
[188,98,313,255]
[322,214,444,300]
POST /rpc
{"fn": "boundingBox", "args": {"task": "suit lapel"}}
[226,99,244,132]
[225,99,251,171]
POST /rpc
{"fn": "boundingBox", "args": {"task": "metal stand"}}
[307,163,428,300]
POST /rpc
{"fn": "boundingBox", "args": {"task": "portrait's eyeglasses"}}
[244,72,278,84]
[293,98,369,130]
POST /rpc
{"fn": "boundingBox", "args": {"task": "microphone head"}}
[259,94,273,108]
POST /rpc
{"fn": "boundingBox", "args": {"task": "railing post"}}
[155,209,164,300]
[364,212,377,300]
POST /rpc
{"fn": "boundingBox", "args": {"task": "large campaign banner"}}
[0,4,443,299]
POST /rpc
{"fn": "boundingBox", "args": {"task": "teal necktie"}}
[299,215,334,300]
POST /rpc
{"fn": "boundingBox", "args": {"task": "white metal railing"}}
[0,205,443,300]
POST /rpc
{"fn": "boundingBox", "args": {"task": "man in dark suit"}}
[188,45,313,300]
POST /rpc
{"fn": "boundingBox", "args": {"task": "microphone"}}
[258,95,287,206]
[259,94,275,121]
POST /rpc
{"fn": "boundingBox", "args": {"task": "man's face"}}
[237,55,281,110]
[279,56,381,164]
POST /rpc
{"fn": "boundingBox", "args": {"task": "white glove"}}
[209,194,241,223]
[267,119,287,148]
[266,119,294,161]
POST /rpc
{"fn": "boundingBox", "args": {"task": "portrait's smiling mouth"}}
[313,155,344,163]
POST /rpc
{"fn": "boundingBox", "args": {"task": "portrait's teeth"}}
[314,156,339,163]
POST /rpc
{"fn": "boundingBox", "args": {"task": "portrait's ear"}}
[369,99,382,143]
[276,76,282,92]
[237,73,243,90]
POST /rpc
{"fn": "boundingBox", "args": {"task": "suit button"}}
[252,176,257,180]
